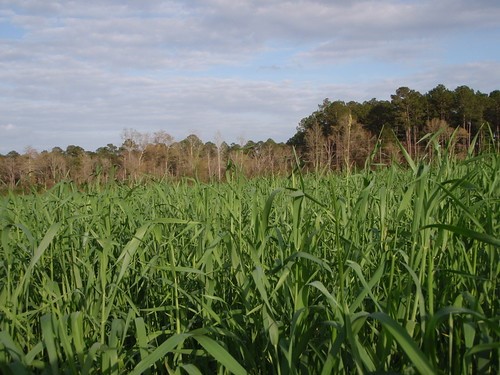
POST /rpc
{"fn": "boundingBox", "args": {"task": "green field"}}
[1,148,499,374]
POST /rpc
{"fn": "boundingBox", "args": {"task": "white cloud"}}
[0,0,499,152]
[1,123,15,130]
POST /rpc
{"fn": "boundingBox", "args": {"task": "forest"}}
[1,83,499,191]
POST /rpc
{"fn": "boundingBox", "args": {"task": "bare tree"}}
[305,121,325,172]
[214,131,227,181]
[121,128,152,181]
[22,146,39,185]
[152,130,174,177]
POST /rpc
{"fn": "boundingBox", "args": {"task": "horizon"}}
[1,0,500,153]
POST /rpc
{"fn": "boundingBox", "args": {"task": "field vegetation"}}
[0,133,499,374]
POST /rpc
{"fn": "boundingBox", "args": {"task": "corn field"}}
[0,140,499,374]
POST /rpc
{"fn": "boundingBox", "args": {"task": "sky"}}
[1,0,500,153]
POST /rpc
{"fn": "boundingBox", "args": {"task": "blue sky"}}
[1,0,500,153]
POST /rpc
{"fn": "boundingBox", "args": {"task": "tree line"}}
[0,130,293,191]
[287,84,499,170]
[1,84,499,191]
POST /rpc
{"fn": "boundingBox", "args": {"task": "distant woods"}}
[288,84,499,170]
[0,131,293,191]
[1,84,499,191]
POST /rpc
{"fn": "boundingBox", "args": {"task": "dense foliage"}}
[1,136,498,374]
[1,84,499,192]
[287,84,499,170]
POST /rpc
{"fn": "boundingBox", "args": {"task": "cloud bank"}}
[1,0,499,152]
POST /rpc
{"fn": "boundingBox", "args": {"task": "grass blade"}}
[130,333,191,375]
[422,224,500,247]
[193,335,247,375]
[370,312,435,374]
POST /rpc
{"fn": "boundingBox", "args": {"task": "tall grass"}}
[0,141,498,374]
